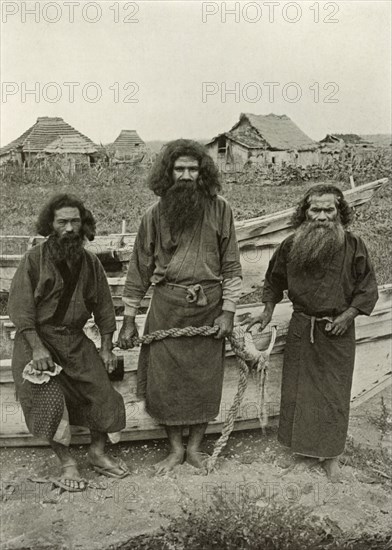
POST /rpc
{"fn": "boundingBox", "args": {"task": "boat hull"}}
[1,285,390,447]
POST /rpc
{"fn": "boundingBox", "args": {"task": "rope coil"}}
[124,323,277,473]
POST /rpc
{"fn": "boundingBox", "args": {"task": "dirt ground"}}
[1,387,391,550]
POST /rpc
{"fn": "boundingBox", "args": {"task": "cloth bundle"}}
[22,361,63,384]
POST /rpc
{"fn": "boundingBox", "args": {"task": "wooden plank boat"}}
[0,284,390,447]
[0,177,388,302]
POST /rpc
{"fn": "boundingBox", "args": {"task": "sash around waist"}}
[37,324,84,335]
[153,281,222,307]
[294,311,335,322]
[159,280,222,290]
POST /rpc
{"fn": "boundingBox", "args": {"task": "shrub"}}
[117,492,391,549]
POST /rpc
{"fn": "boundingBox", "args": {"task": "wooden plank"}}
[351,372,392,410]
[0,353,278,445]
[1,284,390,363]
[1,326,390,447]
[0,284,390,447]
[0,418,269,448]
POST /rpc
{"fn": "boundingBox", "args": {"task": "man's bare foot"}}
[321,458,341,483]
[57,462,86,491]
[154,449,184,475]
[88,450,129,478]
[186,448,208,469]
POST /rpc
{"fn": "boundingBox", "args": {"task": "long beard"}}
[46,232,84,265]
[160,180,207,235]
[289,220,345,274]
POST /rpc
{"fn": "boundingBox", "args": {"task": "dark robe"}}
[8,242,126,442]
[123,196,242,425]
[262,231,378,457]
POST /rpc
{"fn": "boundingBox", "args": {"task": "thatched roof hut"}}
[108,130,147,162]
[206,113,319,171]
[0,116,97,166]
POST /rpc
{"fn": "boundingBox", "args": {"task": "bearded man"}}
[241,185,378,481]
[8,194,129,491]
[118,139,242,473]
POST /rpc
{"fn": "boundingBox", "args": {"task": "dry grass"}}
[0,164,390,283]
[118,493,391,550]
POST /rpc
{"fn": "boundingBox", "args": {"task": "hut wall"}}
[265,151,290,166]
[0,151,25,166]
[227,142,249,171]
[112,145,148,163]
[263,150,319,167]
[206,141,219,163]
[207,139,249,172]
[44,153,91,174]
[320,150,340,167]
[0,152,13,166]
[296,150,320,166]
[246,149,268,165]
[351,146,377,162]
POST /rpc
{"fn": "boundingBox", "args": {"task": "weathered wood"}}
[1,285,390,447]
[350,373,392,410]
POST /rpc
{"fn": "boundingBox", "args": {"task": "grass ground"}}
[0,166,390,282]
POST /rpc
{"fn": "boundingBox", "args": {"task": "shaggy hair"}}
[147,139,221,197]
[36,193,96,240]
[83,209,96,241]
[291,184,353,228]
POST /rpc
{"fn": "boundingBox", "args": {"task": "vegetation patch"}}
[0,162,390,283]
[114,493,392,550]
[342,435,392,485]
[367,396,392,435]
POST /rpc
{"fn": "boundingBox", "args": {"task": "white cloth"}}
[22,361,62,384]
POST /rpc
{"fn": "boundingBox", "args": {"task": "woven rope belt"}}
[297,312,334,343]
[128,324,277,473]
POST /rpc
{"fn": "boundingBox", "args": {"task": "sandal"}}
[91,458,129,479]
[51,463,87,492]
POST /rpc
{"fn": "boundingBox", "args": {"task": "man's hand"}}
[238,302,275,333]
[326,307,359,337]
[32,345,55,371]
[100,349,117,374]
[23,330,54,371]
[118,316,139,349]
[213,311,234,339]
[238,310,272,332]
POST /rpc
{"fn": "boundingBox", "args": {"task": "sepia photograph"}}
[0,1,391,548]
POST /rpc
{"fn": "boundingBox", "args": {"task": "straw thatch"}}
[108,130,146,161]
[0,117,96,158]
[233,113,317,151]
[44,135,97,155]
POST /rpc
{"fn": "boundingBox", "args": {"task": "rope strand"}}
[118,324,277,473]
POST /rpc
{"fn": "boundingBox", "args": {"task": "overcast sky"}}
[1,0,391,145]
